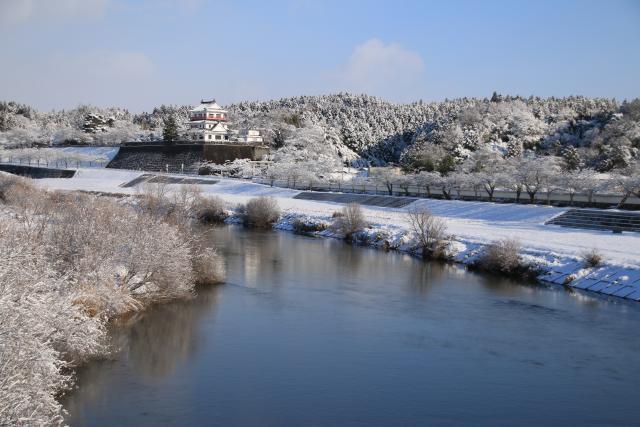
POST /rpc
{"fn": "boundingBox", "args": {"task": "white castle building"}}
[187,99,263,144]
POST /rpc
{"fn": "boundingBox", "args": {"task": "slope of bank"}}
[36,167,640,301]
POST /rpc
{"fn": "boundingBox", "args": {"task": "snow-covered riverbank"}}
[37,168,640,301]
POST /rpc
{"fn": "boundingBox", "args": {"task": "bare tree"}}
[415,171,440,198]
[397,175,414,196]
[406,207,448,258]
[462,149,507,201]
[615,162,640,208]
[518,156,560,203]
[373,169,398,195]
[504,158,524,202]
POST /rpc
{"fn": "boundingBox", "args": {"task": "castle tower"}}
[188,99,230,142]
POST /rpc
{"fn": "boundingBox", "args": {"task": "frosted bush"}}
[241,196,281,228]
[47,193,196,304]
[0,178,227,424]
[194,195,228,223]
[475,238,531,276]
[0,218,106,425]
[192,247,226,285]
[332,203,367,240]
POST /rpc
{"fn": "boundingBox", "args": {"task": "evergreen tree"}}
[437,154,456,175]
[562,146,581,170]
[162,115,179,144]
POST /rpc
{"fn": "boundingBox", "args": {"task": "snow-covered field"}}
[37,167,640,301]
[53,146,120,166]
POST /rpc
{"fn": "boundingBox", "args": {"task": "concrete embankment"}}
[0,164,75,178]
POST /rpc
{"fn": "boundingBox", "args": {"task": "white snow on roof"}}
[190,101,226,112]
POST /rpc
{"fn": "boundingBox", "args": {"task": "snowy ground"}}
[54,146,120,166]
[37,167,640,301]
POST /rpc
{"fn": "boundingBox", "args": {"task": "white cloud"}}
[335,38,426,102]
[0,0,109,25]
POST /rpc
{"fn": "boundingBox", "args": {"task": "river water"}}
[64,226,640,426]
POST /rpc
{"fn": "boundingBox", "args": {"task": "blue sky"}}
[1,0,638,111]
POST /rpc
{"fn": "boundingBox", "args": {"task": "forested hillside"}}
[1,93,638,172]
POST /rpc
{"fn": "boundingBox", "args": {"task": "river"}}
[63,226,640,426]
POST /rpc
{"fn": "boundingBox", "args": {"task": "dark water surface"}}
[64,226,640,426]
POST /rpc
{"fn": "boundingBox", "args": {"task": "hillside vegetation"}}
[1,93,639,172]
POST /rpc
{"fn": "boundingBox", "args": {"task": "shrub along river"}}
[64,226,640,426]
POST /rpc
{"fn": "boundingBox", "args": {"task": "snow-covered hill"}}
[1,94,638,171]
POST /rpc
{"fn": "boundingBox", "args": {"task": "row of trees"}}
[242,154,639,207]
[0,148,111,168]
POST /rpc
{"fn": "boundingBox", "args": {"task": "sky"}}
[0,0,639,112]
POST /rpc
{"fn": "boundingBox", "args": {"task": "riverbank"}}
[269,212,640,301]
[0,171,224,425]
[36,168,640,302]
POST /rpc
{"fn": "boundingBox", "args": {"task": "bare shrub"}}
[171,184,202,216]
[475,238,529,275]
[241,196,281,228]
[194,195,228,224]
[332,203,367,240]
[137,179,172,218]
[192,247,226,285]
[581,248,603,268]
[407,207,449,259]
[138,182,206,228]
[292,218,328,234]
[44,193,196,310]
[0,172,32,202]
[1,175,55,238]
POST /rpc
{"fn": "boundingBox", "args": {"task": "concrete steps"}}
[546,209,640,233]
[294,192,417,208]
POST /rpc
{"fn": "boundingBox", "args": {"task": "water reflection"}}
[63,285,221,423]
[127,286,221,378]
[211,226,286,289]
[405,260,448,296]
[64,226,640,427]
